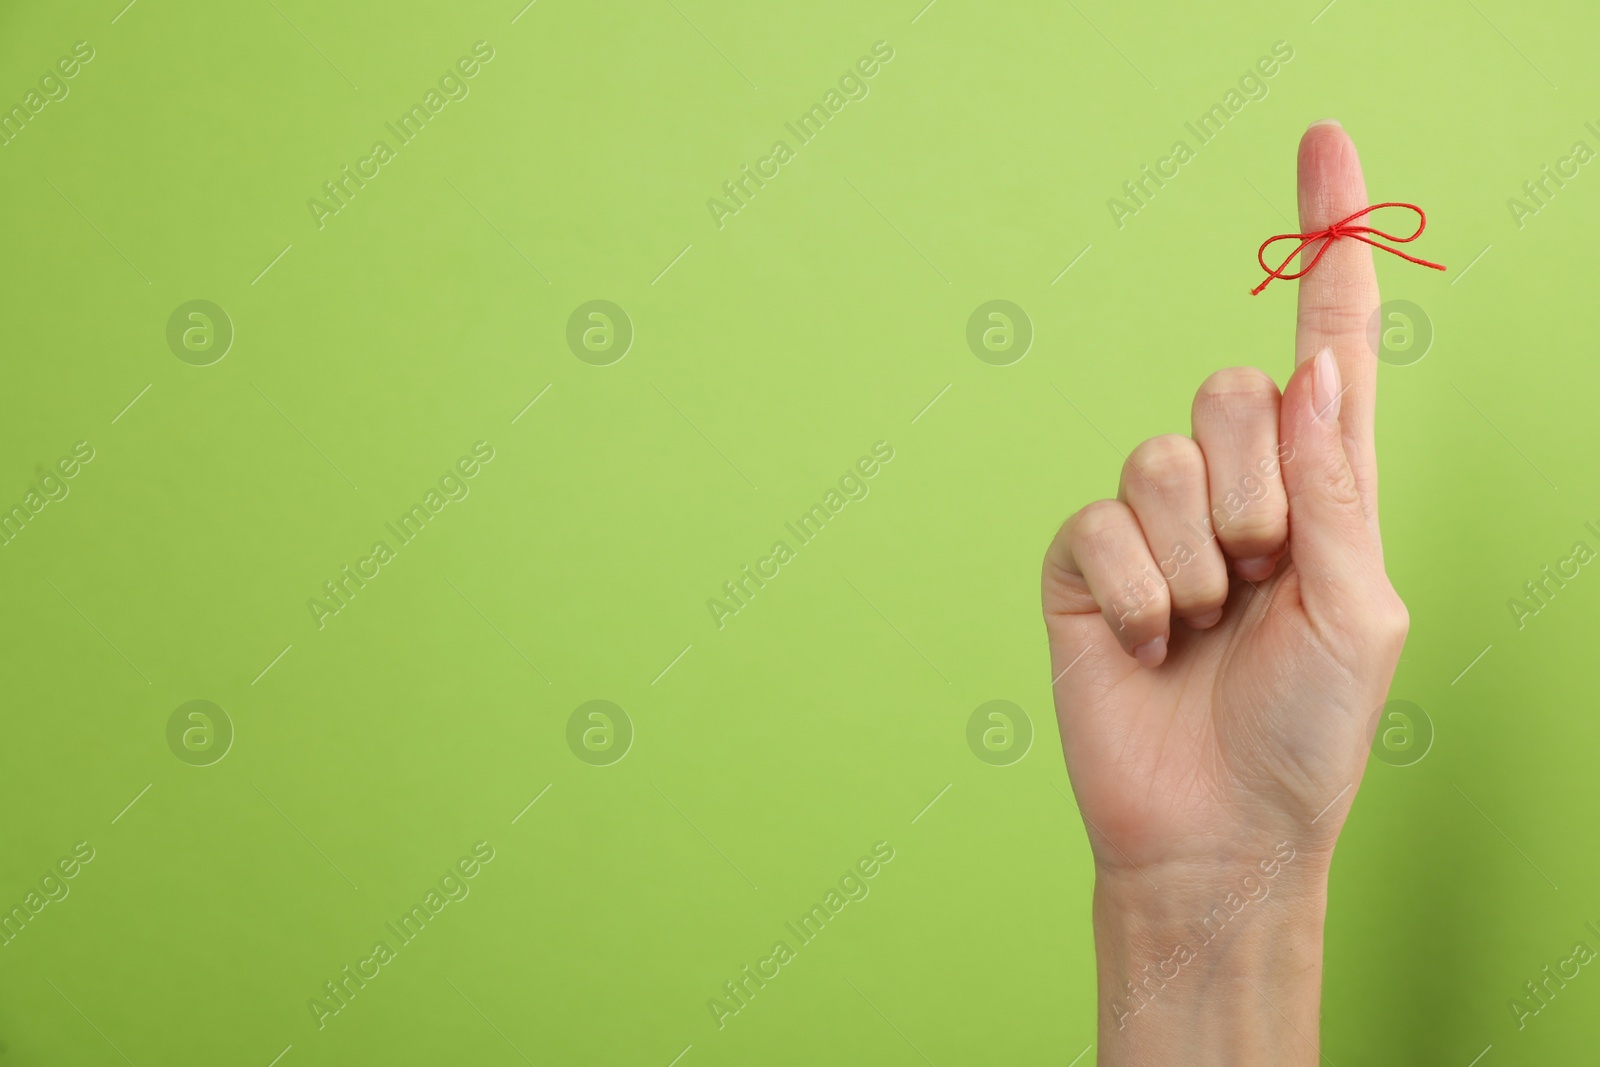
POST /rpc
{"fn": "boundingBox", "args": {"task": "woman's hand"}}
[1041,121,1408,1064]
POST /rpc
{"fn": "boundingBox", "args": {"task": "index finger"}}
[1295,119,1381,519]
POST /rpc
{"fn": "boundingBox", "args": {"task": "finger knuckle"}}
[1378,589,1411,644]
[1106,578,1169,636]
[1178,566,1231,613]
[1323,455,1363,510]
[1298,293,1375,338]
[1336,584,1409,654]
[1126,434,1202,493]
[1193,366,1281,420]
[1069,499,1129,546]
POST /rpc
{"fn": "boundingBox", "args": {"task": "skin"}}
[1041,121,1409,1063]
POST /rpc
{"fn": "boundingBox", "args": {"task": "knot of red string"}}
[1250,202,1446,295]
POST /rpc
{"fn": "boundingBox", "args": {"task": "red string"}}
[1250,202,1446,295]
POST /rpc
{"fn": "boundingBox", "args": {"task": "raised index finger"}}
[1295,120,1381,519]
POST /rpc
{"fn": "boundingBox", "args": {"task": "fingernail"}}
[1308,118,1342,129]
[1236,556,1276,582]
[1187,609,1223,629]
[1133,635,1167,668]
[1313,347,1341,422]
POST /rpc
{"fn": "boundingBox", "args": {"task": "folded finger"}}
[1118,435,1229,627]
[1190,366,1289,580]
[1058,500,1171,666]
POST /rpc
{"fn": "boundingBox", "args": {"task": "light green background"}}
[1,0,1596,1063]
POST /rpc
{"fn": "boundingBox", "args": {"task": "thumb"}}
[1279,347,1382,598]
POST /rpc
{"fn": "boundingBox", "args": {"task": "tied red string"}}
[1250,202,1445,295]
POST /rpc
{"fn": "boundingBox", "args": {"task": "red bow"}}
[1250,202,1446,295]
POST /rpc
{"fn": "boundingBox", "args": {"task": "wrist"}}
[1092,845,1331,1065]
